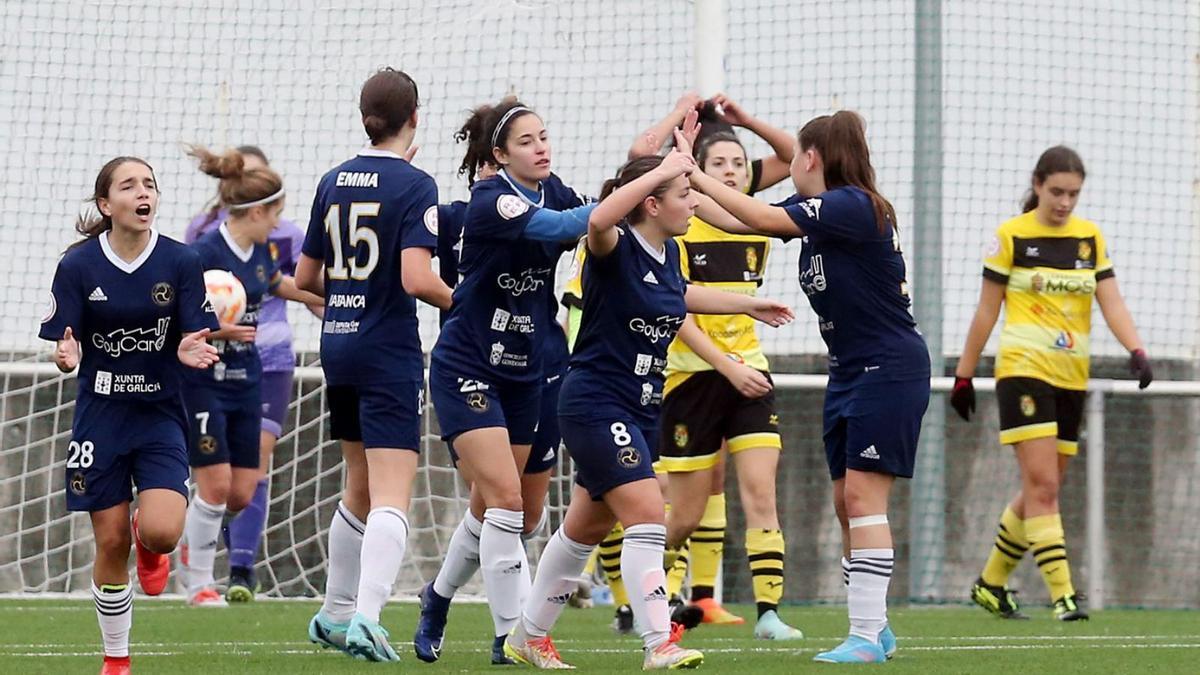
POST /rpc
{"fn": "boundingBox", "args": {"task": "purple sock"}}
[227,479,269,570]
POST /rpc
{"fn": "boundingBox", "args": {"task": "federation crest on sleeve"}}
[42,292,56,323]
[424,205,439,235]
[986,235,1001,257]
[497,194,530,220]
[673,424,689,449]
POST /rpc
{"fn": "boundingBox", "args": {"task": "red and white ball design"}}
[203,269,247,324]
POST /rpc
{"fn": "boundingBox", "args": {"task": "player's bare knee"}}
[94,527,132,563]
[1023,471,1060,507]
[140,525,182,554]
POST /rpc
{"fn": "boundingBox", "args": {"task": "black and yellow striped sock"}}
[746,528,785,618]
[599,522,629,607]
[980,505,1028,587]
[667,541,689,599]
[1025,513,1075,602]
[689,493,726,601]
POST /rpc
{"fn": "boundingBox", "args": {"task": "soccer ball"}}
[203,269,247,324]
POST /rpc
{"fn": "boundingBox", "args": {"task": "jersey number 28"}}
[325,202,381,280]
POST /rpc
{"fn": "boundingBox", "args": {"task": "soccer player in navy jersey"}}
[508,130,794,670]
[684,111,931,663]
[40,157,220,675]
[185,145,322,602]
[179,146,322,607]
[295,68,452,662]
[425,97,599,664]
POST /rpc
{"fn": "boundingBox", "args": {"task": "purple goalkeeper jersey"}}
[186,209,304,372]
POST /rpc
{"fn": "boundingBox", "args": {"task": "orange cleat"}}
[101,655,131,675]
[693,597,745,625]
[132,509,169,596]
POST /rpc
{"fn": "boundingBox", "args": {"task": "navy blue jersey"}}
[191,224,281,392]
[778,186,930,385]
[432,170,586,384]
[436,200,467,326]
[559,228,687,427]
[302,149,439,385]
[39,231,219,401]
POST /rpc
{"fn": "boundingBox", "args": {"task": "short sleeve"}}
[465,181,539,242]
[283,219,305,268]
[982,225,1014,284]
[401,175,439,251]
[561,239,586,309]
[675,237,691,280]
[301,183,326,260]
[436,202,464,289]
[177,248,221,333]
[781,187,879,242]
[746,158,764,196]
[1094,228,1115,281]
[38,256,83,342]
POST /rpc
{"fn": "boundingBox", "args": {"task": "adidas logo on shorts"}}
[88,287,108,302]
[859,445,880,460]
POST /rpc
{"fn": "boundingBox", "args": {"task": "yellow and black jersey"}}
[664,217,770,396]
[982,211,1114,391]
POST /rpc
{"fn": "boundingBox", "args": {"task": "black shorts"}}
[656,370,781,472]
[327,381,423,451]
[996,377,1085,455]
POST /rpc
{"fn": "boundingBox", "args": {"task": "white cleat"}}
[643,641,703,670]
[504,634,575,669]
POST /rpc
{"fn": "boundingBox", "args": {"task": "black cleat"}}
[1054,593,1089,621]
[612,604,635,634]
[971,578,1029,619]
[491,634,517,665]
[669,597,704,630]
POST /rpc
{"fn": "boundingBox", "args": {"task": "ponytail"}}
[799,111,896,232]
[455,96,534,185]
[186,145,283,213]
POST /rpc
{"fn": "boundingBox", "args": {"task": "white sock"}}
[355,506,410,623]
[320,501,365,623]
[480,507,525,638]
[432,511,483,599]
[184,495,225,594]
[622,523,670,650]
[92,582,132,657]
[848,548,893,643]
[841,556,850,588]
[521,528,594,638]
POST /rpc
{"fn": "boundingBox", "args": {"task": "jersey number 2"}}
[325,202,381,280]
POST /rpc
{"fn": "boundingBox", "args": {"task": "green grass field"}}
[2,599,1197,673]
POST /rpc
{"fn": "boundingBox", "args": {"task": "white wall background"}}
[1,0,1196,363]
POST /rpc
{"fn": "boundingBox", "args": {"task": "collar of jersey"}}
[219,222,255,263]
[498,169,544,208]
[628,225,666,264]
[99,229,159,274]
[357,147,406,160]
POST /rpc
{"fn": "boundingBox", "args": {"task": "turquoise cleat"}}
[813,635,887,664]
[346,612,401,662]
[878,624,897,659]
[753,609,804,640]
[308,612,351,654]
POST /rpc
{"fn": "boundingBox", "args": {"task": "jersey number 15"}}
[325,202,381,280]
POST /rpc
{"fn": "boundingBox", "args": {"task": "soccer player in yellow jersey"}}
[642,94,804,640]
[952,146,1153,621]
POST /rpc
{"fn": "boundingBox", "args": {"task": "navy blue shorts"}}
[260,370,294,438]
[186,384,262,469]
[66,394,190,512]
[327,381,423,451]
[823,377,929,480]
[429,360,541,447]
[526,367,565,474]
[560,412,658,501]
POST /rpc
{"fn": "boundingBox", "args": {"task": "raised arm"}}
[587,150,696,258]
[710,93,795,189]
[628,92,703,159]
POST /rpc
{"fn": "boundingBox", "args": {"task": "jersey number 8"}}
[325,202,381,280]
[67,440,95,469]
[609,422,632,446]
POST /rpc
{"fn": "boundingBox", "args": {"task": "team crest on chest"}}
[151,282,174,306]
[1029,273,1044,293]
[256,264,266,282]
[745,246,759,273]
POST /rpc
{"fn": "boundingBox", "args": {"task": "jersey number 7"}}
[325,202,381,280]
